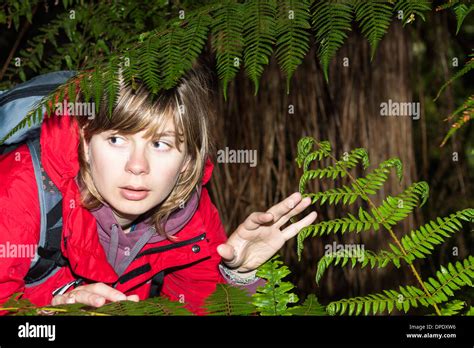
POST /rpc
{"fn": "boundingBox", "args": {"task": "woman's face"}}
[82,119,188,226]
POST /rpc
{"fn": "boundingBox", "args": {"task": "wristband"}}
[219,263,258,285]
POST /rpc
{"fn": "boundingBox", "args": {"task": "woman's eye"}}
[152,141,171,150]
[108,136,126,145]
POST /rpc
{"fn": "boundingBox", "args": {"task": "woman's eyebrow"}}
[155,130,176,137]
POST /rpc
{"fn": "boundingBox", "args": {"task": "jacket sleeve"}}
[0,212,38,311]
[0,145,41,314]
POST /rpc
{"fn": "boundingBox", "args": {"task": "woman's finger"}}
[126,295,140,302]
[242,212,274,230]
[51,294,69,306]
[66,290,106,307]
[273,196,312,229]
[265,192,302,223]
[79,282,127,302]
[281,211,318,240]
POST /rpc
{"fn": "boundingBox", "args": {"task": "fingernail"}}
[288,200,295,208]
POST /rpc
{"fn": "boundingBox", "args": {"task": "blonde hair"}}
[75,63,216,237]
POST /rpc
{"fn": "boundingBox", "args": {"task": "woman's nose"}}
[125,148,150,175]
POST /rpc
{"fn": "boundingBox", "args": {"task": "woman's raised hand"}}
[217,192,317,272]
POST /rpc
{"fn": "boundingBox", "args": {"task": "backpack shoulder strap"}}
[23,135,67,286]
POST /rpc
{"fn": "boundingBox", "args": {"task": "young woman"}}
[0,65,317,314]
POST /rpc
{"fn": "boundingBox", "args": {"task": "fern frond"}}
[311,0,353,81]
[159,23,186,91]
[327,256,474,315]
[297,181,427,260]
[287,294,327,315]
[161,14,211,90]
[211,0,244,100]
[275,0,311,93]
[401,208,474,261]
[301,180,425,239]
[204,284,256,315]
[295,136,317,166]
[93,296,193,315]
[453,2,474,34]
[299,148,369,193]
[242,0,277,94]
[302,156,402,206]
[252,255,299,315]
[375,181,429,225]
[440,95,473,146]
[138,35,162,94]
[295,138,333,190]
[353,0,393,59]
[315,208,473,282]
[435,53,474,100]
[103,56,120,117]
[0,294,193,316]
[182,13,212,66]
[394,0,431,26]
[435,300,466,316]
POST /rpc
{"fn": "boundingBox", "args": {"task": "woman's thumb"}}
[217,243,236,263]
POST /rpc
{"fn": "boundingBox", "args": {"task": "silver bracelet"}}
[218,263,258,285]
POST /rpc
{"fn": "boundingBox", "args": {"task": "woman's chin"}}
[110,200,153,218]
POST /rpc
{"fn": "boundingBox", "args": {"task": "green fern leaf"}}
[353,0,393,59]
[275,0,311,93]
[394,0,431,26]
[204,283,256,315]
[161,13,211,90]
[435,53,474,100]
[402,209,474,262]
[287,294,327,315]
[436,300,466,316]
[252,255,299,315]
[211,0,244,100]
[299,148,369,193]
[242,0,277,94]
[453,3,474,34]
[138,35,162,94]
[440,94,473,147]
[311,0,353,81]
[104,56,121,117]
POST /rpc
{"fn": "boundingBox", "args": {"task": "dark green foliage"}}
[1,0,441,145]
[311,0,353,82]
[295,137,473,316]
[204,283,256,315]
[1,293,193,316]
[242,0,277,94]
[394,0,431,26]
[326,256,474,315]
[252,255,299,315]
[275,0,311,93]
[353,0,392,59]
[211,0,244,100]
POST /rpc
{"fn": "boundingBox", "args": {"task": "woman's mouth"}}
[119,186,150,201]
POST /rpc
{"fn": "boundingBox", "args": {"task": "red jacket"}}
[0,115,233,314]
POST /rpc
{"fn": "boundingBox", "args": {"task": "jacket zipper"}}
[115,232,207,286]
[0,84,61,107]
[135,232,206,258]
